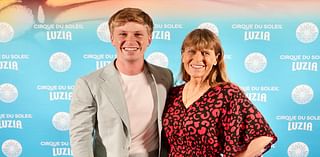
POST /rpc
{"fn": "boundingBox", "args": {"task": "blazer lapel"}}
[145,63,168,118]
[99,62,130,129]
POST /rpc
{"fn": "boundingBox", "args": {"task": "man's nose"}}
[125,34,136,41]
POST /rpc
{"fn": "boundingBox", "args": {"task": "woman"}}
[162,29,277,157]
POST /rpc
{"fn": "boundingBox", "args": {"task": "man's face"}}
[111,22,152,63]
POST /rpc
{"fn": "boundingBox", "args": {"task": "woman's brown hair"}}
[180,28,229,86]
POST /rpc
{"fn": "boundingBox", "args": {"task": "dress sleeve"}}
[220,85,277,157]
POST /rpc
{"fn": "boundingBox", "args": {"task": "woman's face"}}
[182,47,218,81]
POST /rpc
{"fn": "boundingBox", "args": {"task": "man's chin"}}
[122,56,143,61]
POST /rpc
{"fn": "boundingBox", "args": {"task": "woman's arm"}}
[236,136,273,157]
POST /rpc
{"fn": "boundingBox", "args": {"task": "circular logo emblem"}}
[244,52,267,73]
[52,112,70,131]
[49,52,71,72]
[146,52,169,68]
[0,22,14,43]
[2,139,22,157]
[288,142,309,157]
[0,83,18,103]
[291,84,313,105]
[296,22,319,43]
[198,22,219,36]
[97,22,110,43]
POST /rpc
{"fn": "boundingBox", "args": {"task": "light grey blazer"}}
[69,60,173,157]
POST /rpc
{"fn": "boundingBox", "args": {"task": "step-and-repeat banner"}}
[1,0,319,156]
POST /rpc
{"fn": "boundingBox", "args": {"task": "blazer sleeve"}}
[69,78,97,157]
[167,69,174,89]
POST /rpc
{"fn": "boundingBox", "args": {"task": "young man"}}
[69,8,173,157]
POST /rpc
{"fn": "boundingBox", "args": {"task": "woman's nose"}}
[193,51,204,60]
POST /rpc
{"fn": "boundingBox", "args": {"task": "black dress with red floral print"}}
[162,82,277,157]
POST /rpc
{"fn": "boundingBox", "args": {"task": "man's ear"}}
[110,34,115,46]
[147,35,152,46]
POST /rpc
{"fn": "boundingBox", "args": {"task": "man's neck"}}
[115,59,145,75]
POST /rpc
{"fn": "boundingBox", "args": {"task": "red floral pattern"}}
[162,82,277,157]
